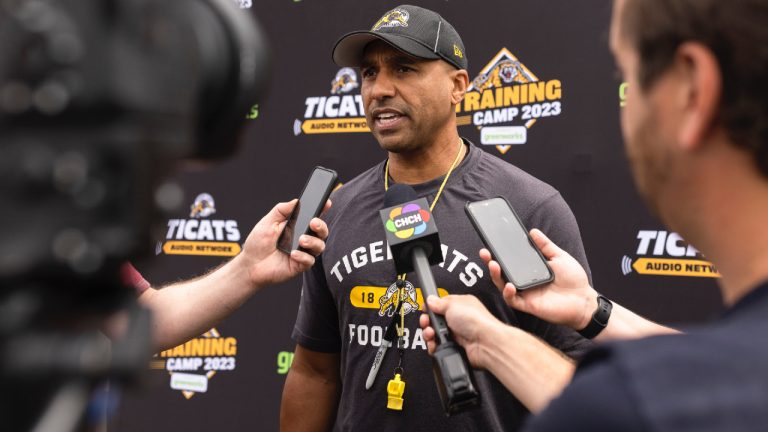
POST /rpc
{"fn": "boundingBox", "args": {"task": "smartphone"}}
[465,197,553,290]
[277,166,338,253]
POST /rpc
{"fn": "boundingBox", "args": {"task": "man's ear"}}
[451,69,470,105]
[676,42,723,151]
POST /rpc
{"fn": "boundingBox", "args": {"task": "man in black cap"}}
[281,5,592,431]
[419,0,768,430]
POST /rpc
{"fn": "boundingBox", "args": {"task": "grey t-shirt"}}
[292,140,592,431]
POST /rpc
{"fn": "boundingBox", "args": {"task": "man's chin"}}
[375,133,411,153]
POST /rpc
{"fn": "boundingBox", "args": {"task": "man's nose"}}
[368,71,396,100]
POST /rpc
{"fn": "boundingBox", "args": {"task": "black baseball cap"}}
[332,5,468,70]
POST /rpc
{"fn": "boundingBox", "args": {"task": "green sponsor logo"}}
[277,351,294,375]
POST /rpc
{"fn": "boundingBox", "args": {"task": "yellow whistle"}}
[387,374,406,410]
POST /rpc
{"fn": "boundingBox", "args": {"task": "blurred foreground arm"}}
[139,199,330,351]
[481,229,678,342]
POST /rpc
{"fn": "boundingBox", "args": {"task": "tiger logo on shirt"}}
[378,280,420,317]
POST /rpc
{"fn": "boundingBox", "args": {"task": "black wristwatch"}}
[578,294,613,339]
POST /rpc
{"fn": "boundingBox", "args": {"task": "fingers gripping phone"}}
[277,166,338,253]
[465,197,553,290]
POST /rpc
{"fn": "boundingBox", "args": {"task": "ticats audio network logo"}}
[157,193,242,257]
[621,229,720,278]
[385,203,430,239]
[293,67,368,135]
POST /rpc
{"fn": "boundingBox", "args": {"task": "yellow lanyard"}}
[383,139,465,336]
[383,139,465,411]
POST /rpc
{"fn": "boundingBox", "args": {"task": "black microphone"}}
[380,184,480,415]
[382,184,443,275]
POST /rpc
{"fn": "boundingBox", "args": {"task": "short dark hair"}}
[621,0,768,177]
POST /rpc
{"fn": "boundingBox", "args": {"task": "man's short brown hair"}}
[620,0,768,176]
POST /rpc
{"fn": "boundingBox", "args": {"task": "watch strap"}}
[578,295,612,339]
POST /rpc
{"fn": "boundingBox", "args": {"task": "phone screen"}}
[277,167,337,253]
[467,198,552,289]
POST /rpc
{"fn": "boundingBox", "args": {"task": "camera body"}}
[0,0,267,303]
[0,0,268,428]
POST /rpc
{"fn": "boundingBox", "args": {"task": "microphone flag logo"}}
[385,203,431,239]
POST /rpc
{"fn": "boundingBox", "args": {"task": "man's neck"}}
[705,188,768,306]
[670,146,768,307]
[387,133,465,185]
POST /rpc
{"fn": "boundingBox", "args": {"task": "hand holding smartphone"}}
[465,197,553,290]
[277,166,337,253]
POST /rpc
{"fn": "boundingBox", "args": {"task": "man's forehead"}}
[360,41,425,66]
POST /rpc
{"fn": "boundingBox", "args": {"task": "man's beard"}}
[626,123,673,221]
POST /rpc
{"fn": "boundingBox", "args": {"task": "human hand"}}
[240,199,331,288]
[418,294,503,369]
[479,229,597,331]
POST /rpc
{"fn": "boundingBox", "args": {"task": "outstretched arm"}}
[139,199,330,351]
[481,229,678,342]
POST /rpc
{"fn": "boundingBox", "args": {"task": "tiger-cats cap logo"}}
[456,48,564,154]
[372,8,410,31]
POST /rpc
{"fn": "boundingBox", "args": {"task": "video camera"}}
[0,0,268,429]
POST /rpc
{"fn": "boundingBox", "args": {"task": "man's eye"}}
[362,69,376,78]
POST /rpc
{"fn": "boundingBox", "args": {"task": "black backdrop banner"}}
[109,1,722,430]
